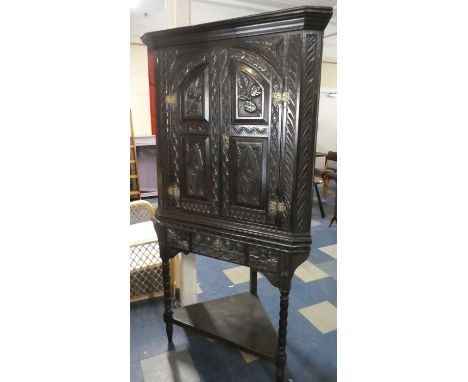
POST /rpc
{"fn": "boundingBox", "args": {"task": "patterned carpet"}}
[131,186,337,382]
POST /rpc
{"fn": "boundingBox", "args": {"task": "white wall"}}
[130,38,152,137]
[316,89,337,167]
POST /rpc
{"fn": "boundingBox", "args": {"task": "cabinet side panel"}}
[155,49,169,208]
[279,33,302,230]
[293,32,322,232]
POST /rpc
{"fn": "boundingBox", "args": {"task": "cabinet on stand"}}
[142,6,333,381]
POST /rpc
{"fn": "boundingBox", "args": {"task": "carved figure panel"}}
[231,137,267,209]
[181,135,209,200]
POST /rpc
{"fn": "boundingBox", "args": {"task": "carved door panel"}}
[219,47,283,225]
[164,49,220,216]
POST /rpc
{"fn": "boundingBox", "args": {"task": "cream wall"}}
[317,59,337,167]
[321,59,337,88]
[130,37,152,137]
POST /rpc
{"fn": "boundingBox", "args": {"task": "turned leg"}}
[275,289,290,382]
[249,268,257,295]
[161,247,173,343]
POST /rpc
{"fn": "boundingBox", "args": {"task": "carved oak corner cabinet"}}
[142,6,332,381]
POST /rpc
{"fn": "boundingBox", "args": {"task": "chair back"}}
[130,200,155,225]
[326,151,337,162]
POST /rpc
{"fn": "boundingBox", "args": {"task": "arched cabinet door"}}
[219,48,283,226]
[163,49,221,216]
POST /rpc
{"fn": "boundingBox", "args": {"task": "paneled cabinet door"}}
[164,49,220,216]
[219,47,283,226]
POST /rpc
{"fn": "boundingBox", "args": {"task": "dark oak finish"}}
[143,6,332,381]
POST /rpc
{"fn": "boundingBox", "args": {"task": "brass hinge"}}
[269,200,286,215]
[164,95,177,105]
[273,91,290,105]
[167,185,180,200]
[223,134,229,149]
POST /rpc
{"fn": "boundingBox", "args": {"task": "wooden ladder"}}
[130,110,141,200]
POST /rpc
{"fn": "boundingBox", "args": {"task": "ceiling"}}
[130,0,337,58]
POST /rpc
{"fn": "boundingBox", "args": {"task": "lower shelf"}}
[172,292,278,360]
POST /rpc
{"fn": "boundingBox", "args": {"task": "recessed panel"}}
[181,65,209,122]
[181,135,209,201]
[230,137,267,209]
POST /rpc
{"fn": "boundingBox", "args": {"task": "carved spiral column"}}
[275,288,290,381]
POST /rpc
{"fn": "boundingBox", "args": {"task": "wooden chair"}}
[315,151,337,198]
[313,173,326,218]
[327,171,337,227]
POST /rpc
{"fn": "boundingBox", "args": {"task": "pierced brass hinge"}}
[273,91,290,105]
[223,134,229,149]
[269,200,286,215]
[167,185,180,200]
[164,95,177,105]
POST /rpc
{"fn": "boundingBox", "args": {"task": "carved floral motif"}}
[184,74,203,118]
[237,70,263,117]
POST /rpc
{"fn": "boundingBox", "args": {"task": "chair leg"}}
[314,183,325,218]
[329,184,337,227]
[323,177,329,198]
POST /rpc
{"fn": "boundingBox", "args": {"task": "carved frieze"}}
[166,228,190,251]
[192,234,245,265]
[236,35,285,76]
[232,126,268,136]
[248,246,280,273]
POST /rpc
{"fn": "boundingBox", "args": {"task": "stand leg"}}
[161,247,173,343]
[249,268,257,295]
[314,183,326,218]
[275,289,290,382]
